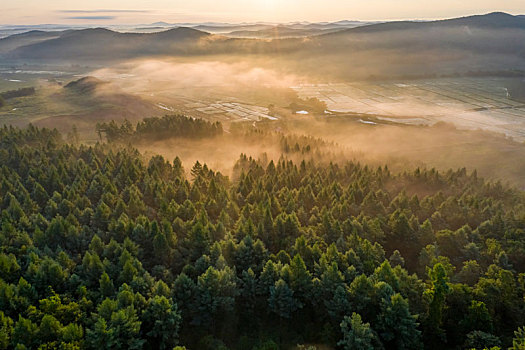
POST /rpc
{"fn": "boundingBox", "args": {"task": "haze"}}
[2,0,525,24]
[2,1,525,349]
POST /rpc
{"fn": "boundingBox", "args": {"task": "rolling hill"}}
[3,12,525,79]
[224,25,345,38]
[330,11,525,35]
[0,30,65,54]
[5,27,210,61]
[0,76,162,138]
[312,12,525,52]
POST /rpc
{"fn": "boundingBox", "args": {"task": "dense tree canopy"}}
[96,115,223,143]
[0,123,524,349]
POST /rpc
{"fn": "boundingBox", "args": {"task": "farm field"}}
[0,70,278,132]
[292,77,525,140]
[112,81,281,124]
[0,64,91,125]
[149,93,276,123]
[3,63,525,145]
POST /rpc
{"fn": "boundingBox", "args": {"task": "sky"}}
[1,0,525,25]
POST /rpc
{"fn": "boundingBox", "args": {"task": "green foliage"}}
[13,316,39,348]
[268,279,301,319]
[99,272,115,298]
[464,330,501,349]
[338,313,375,350]
[0,124,524,349]
[424,263,450,343]
[96,115,223,143]
[511,327,525,350]
[375,293,422,349]
[141,296,181,349]
[0,311,13,350]
[86,306,144,350]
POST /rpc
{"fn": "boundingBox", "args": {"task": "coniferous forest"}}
[0,122,525,350]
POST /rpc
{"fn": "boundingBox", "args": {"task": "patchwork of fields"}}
[292,78,525,140]
[130,85,278,123]
[183,100,275,121]
[3,64,525,142]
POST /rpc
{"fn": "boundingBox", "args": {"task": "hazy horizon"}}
[2,0,525,25]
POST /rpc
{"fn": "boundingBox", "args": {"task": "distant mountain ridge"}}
[225,26,346,39]
[4,27,209,60]
[0,30,65,54]
[2,12,525,70]
[328,12,525,35]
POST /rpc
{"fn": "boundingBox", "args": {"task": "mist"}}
[91,58,300,91]
[68,54,525,189]
[3,10,525,350]
[4,14,525,188]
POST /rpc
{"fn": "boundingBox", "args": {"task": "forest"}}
[95,116,224,144]
[0,121,524,350]
[0,88,36,101]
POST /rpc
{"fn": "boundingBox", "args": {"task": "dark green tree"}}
[338,313,376,350]
[141,296,182,350]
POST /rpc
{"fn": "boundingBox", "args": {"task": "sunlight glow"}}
[0,0,524,24]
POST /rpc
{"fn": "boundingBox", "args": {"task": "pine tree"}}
[141,296,182,350]
[99,272,115,298]
[268,279,301,319]
[0,311,13,350]
[338,313,375,350]
[511,327,525,350]
[424,263,450,345]
[375,293,422,349]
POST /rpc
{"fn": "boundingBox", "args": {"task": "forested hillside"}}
[0,124,524,349]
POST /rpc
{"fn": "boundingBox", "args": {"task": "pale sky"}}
[1,0,525,25]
